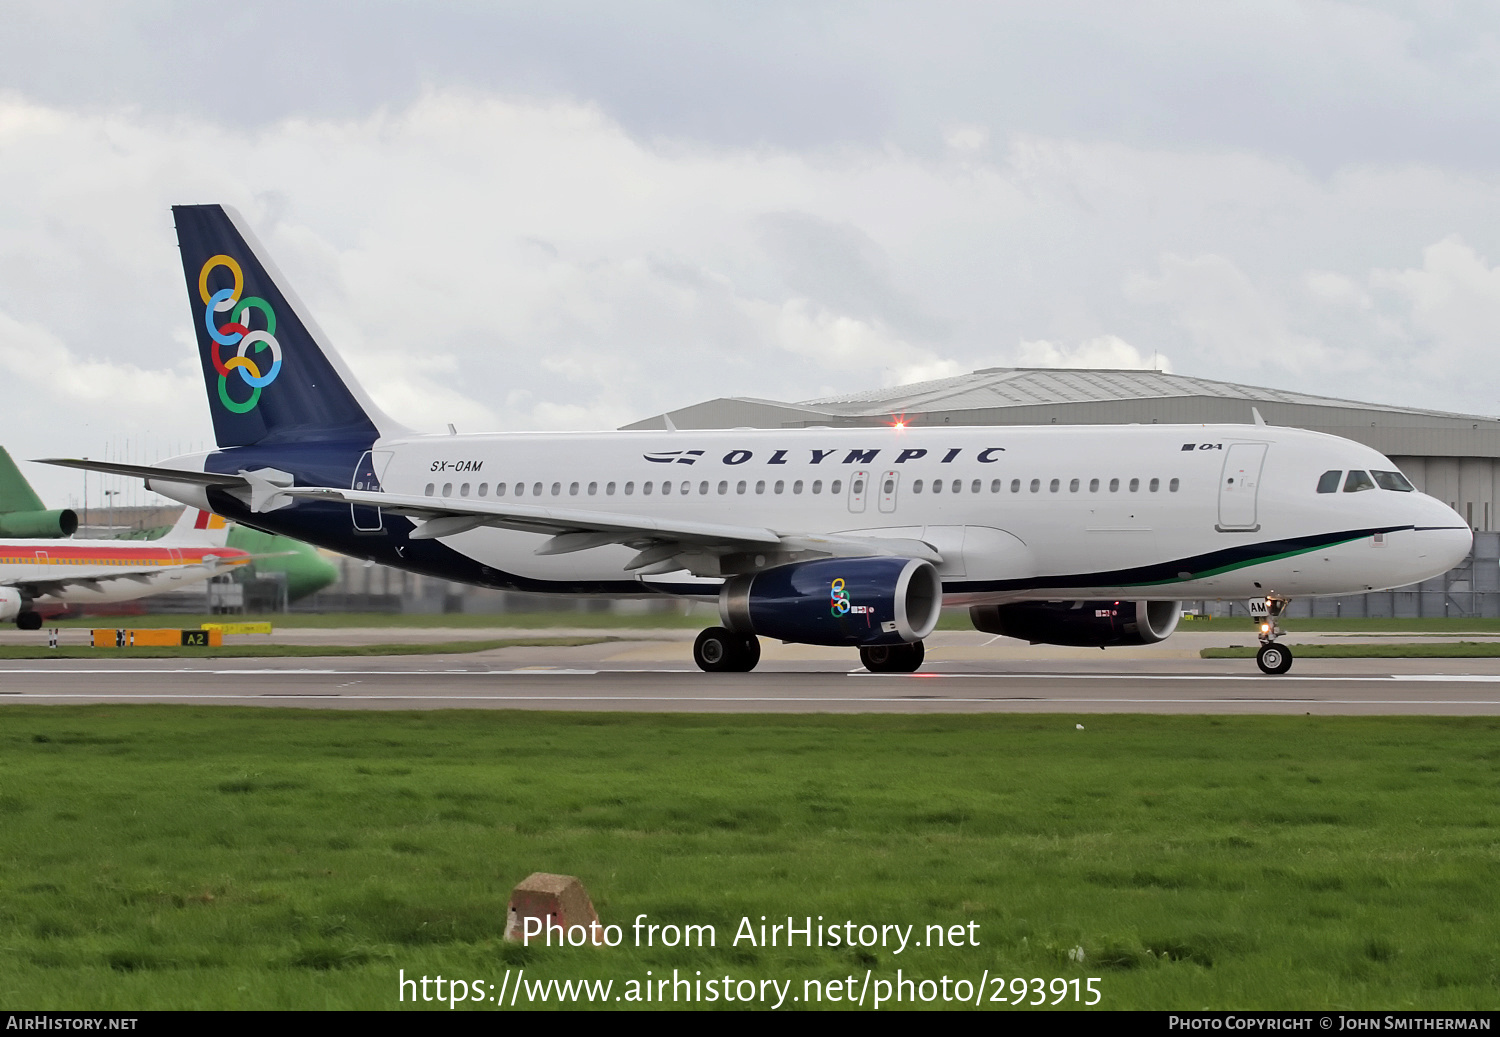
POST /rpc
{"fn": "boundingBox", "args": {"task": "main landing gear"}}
[692,627,762,673]
[690,628,928,674]
[860,641,925,674]
[1255,597,1293,675]
[15,611,42,631]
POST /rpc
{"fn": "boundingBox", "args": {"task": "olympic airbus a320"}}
[45,205,1472,674]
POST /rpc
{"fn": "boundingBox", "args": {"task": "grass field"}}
[1204,642,1500,659]
[0,637,612,660]
[0,707,1496,1010]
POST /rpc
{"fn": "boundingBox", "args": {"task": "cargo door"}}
[1217,443,1267,531]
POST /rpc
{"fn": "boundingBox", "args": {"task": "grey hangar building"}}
[626,368,1500,620]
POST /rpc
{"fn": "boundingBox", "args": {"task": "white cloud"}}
[1015,335,1166,372]
[6,83,1500,501]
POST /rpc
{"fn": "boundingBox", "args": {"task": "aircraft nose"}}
[1414,496,1472,573]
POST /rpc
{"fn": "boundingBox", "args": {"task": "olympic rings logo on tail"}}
[199,255,282,414]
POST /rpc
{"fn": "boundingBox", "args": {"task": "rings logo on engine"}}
[199,255,282,414]
[830,578,850,617]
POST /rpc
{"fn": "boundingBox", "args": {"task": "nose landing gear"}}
[1254,597,1293,674]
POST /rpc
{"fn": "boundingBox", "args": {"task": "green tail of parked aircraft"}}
[0,446,338,603]
[0,447,78,537]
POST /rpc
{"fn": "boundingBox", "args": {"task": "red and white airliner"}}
[0,507,249,629]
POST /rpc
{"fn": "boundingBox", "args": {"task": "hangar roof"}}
[799,368,1458,417]
[622,368,1500,459]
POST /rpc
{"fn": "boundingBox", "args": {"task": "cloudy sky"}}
[3,1,1500,504]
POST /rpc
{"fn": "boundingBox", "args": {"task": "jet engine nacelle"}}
[970,599,1182,647]
[720,556,942,647]
[0,586,23,622]
[0,509,77,537]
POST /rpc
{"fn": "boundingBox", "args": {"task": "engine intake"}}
[970,599,1182,647]
[0,509,77,537]
[721,557,942,647]
[0,586,23,622]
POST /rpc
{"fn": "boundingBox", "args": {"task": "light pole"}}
[103,490,121,534]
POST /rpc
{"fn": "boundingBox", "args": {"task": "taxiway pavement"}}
[2,631,1499,714]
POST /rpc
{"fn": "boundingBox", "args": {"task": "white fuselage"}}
[162,422,1472,604]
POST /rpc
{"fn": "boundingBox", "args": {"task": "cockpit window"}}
[1316,470,1342,494]
[1343,470,1376,493]
[1371,470,1415,492]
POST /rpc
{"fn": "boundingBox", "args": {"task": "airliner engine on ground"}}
[0,505,249,629]
[44,205,1472,672]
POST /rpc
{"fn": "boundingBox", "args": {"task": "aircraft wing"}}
[6,556,243,598]
[283,486,943,575]
[34,460,945,575]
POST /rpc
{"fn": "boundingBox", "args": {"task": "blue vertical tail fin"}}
[172,204,406,448]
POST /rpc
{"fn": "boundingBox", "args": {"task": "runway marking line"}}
[3,667,1500,684]
[3,692,1500,707]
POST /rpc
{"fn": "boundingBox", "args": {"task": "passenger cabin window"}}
[1011,479,1021,493]
[913,479,924,493]
[933,480,943,494]
[460,483,470,496]
[951,479,961,493]
[1049,479,1060,493]
[1169,478,1179,492]
[1069,478,1079,493]
[972,480,982,494]
[719,481,729,494]
[811,480,821,494]
[1316,470,1342,493]
[1089,478,1099,492]
[1029,479,1040,493]
[758,480,768,494]
[1371,470,1415,492]
[569,482,579,496]
[532,482,543,496]
[737,481,747,494]
[1344,470,1376,493]
[699,481,709,495]
[606,482,616,495]
[663,481,673,495]
[588,482,597,495]
[830,480,842,494]
[424,483,434,496]
[515,483,525,497]
[478,483,488,497]
[442,482,453,496]
[624,481,635,495]
[1128,478,1139,492]
[1149,478,1159,492]
[643,481,653,495]
[1109,478,1119,492]
[774,480,785,494]
[991,479,1001,493]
